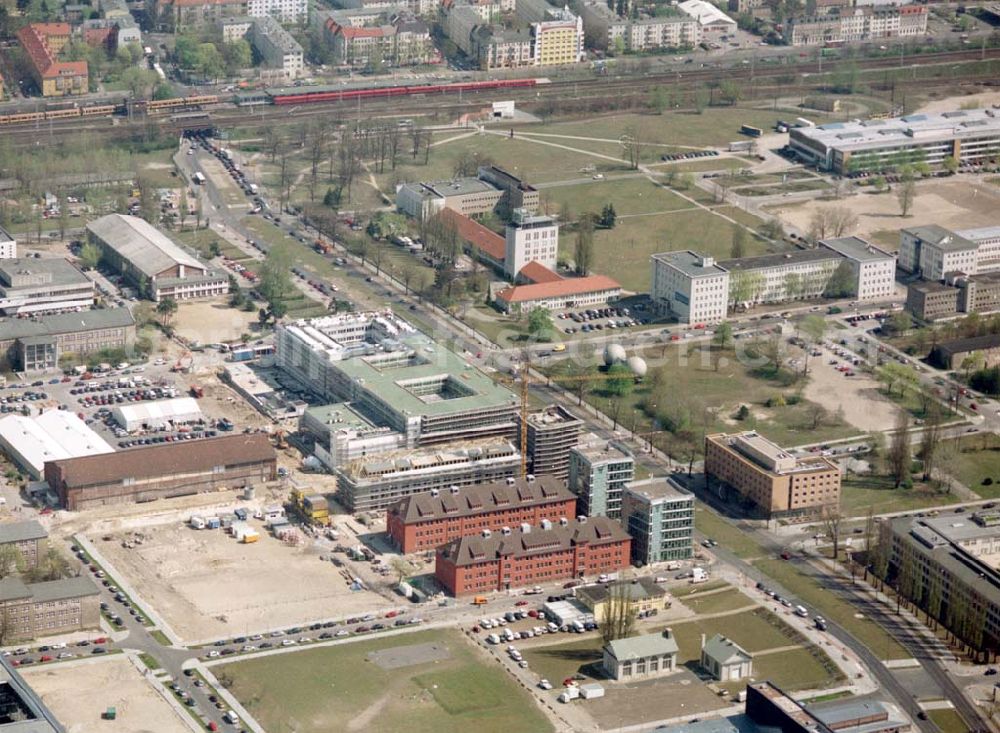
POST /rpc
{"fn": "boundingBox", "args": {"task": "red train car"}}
[270,78,537,106]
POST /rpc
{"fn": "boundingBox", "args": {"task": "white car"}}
[335,630,349,637]
[207,650,220,658]
[538,679,553,690]
[281,639,297,647]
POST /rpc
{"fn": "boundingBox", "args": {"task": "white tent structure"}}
[0,410,114,479]
[113,397,203,432]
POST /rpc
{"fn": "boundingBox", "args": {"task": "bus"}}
[740,124,763,138]
[192,171,206,185]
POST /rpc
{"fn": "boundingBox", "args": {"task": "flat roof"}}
[0,411,113,476]
[958,225,1000,243]
[402,177,497,201]
[341,438,519,481]
[0,308,135,342]
[624,476,693,503]
[819,236,894,263]
[571,440,633,465]
[0,655,66,732]
[718,248,839,272]
[0,258,90,291]
[793,107,1000,154]
[652,250,728,278]
[902,225,976,252]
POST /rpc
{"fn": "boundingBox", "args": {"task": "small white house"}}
[602,630,679,681]
[700,634,754,682]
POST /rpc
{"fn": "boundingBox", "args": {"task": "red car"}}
[39,655,52,663]
[93,637,107,644]
[780,551,792,560]
[514,600,529,607]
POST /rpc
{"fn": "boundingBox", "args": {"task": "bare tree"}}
[918,401,943,481]
[821,505,844,560]
[599,582,637,644]
[807,403,829,431]
[887,412,911,488]
[621,127,642,170]
[0,545,23,580]
[897,174,916,217]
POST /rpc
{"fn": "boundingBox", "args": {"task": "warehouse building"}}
[386,475,576,553]
[0,521,48,570]
[0,308,136,373]
[0,258,93,316]
[85,215,228,302]
[112,396,202,432]
[929,333,1000,370]
[622,477,694,565]
[435,516,631,595]
[0,410,113,479]
[568,441,635,519]
[520,405,582,479]
[44,433,277,510]
[788,108,1000,174]
[337,438,521,513]
[0,575,100,641]
[705,431,841,518]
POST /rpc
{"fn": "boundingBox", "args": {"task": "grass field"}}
[739,646,845,693]
[944,434,1000,498]
[681,588,755,615]
[220,629,552,733]
[650,158,750,173]
[671,579,731,597]
[753,558,910,660]
[665,608,805,662]
[543,178,691,218]
[927,708,971,733]
[841,477,960,517]
[174,228,248,262]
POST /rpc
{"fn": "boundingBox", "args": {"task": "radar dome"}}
[604,344,627,366]
[627,356,647,377]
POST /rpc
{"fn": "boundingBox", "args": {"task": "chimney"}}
[501,526,512,536]
[482,528,492,538]
[520,522,531,534]
[577,515,587,524]
[540,518,552,530]
[430,488,439,497]
[450,485,460,495]
[559,517,569,526]
[526,474,535,482]
[506,477,516,486]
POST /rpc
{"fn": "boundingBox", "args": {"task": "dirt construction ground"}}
[172,299,258,345]
[21,656,192,733]
[93,519,394,643]
[803,353,901,433]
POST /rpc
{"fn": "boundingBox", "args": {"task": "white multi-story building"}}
[0,226,17,260]
[899,225,1000,281]
[784,4,926,45]
[650,251,729,324]
[580,1,699,51]
[247,0,307,22]
[818,236,897,301]
[249,16,303,78]
[505,209,558,279]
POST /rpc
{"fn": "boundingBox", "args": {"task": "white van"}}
[794,605,808,618]
[223,710,240,725]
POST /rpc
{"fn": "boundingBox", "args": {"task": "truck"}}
[558,686,580,703]
[690,567,708,584]
[580,684,605,700]
[189,384,204,398]
[473,596,488,606]
[314,240,332,255]
[190,515,206,530]
[192,172,206,185]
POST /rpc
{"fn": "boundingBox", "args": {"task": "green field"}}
[219,629,553,733]
[944,434,1000,499]
[927,708,972,733]
[649,158,751,174]
[738,646,845,693]
[544,178,691,218]
[753,558,910,660]
[671,579,732,597]
[664,608,805,663]
[681,588,755,615]
[174,228,249,262]
[841,477,960,517]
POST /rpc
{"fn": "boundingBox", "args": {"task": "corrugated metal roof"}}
[87,214,206,280]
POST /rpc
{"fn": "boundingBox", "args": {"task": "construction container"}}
[102,707,117,720]
[579,684,605,699]
[189,515,206,530]
[241,530,260,544]
[205,517,221,530]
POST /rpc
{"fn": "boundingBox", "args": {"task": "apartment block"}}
[324,14,434,67]
[249,16,304,79]
[784,4,927,45]
[247,0,307,22]
[386,476,576,553]
[17,23,88,97]
[580,1,699,51]
[435,516,631,595]
[0,576,100,641]
[622,477,694,565]
[568,441,634,519]
[520,405,582,479]
[153,0,249,31]
[0,521,47,570]
[704,431,841,518]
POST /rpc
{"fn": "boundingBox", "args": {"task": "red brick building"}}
[435,517,631,596]
[387,477,577,554]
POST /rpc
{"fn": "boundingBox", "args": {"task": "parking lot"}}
[92,517,396,643]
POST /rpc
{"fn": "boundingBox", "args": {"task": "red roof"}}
[17,24,87,81]
[496,275,621,304]
[33,22,71,35]
[518,261,563,284]
[440,208,505,262]
[337,25,387,38]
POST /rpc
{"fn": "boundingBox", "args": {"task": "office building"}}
[0,258,94,316]
[44,434,276,510]
[602,629,679,681]
[650,251,730,324]
[0,521,47,570]
[0,411,113,480]
[337,438,521,512]
[0,655,67,731]
[784,5,927,46]
[17,23,88,97]
[622,477,695,565]
[819,236,897,302]
[505,209,559,279]
[493,274,622,313]
[249,17,304,79]
[929,333,1000,370]
[0,308,136,373]
[788,108,1000,174]
[704,431,841,518]
[568,441,634,519]
[576,576,669,622]
[86,215,228,302]
[248,0,307,22]
[0,227,14,260]
[520,405,582,479]
[386,475,576,553]
[396,165,538,221]
[700,634,754,681]
[899,224,1000,280]
[0,576,100,641]
[906,271,1000,321]
[434,516,631,595]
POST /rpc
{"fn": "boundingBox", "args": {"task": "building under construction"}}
[519,405,582,479]
[336,438,521,513]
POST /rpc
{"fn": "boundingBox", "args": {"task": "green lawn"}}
[650,158,751,174]
[738,646,845,693]
[543,178,691,218]
[174,228,249,262]
[841,477,960,517]
[694,509,766,559]
[664,608,805,662]
[681,588,755,615]
[520,637,605,685]
[944,433,1000,498]
[753,558,910,660]
[927,708,972,733]
[220,629,552,733]
[671,579,731,597]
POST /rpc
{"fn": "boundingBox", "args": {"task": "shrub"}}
[984,477,994,486]
[766,394,787,408]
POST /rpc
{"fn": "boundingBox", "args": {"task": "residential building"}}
[249,16,304,79]
[0,521,47,570]
[44,434,277,510]
[86,215,229,302]
[677,0,736,34]
[784,5,927,46]
[577,576,669,622]
[788,108,1000,174]
[0,576,100,641]
[531,12,584,66]
[445,4,488,55]
[568,441,634,519]
[0,411,113,480]
[906,271,1000,321]
[333,0,437,15]
[17,24,88,98]
[0,227,15,260]
[0,655,67,732]
[219,16,255,41]
[899,224,1000,280]
[602,629,679,681]
[704,431,841,518]
[0,308,136,374]
[700,634,753,681]
[520,404,582,479]
[650,251,730,324]
[505,209,559,279]
[435,516,631,595]
[929,333,1000,370]
[337,439,521,512]
[475,26,536,69]
[386,475,576,553]
[579,2,627,49]
[621,477,694,565]
[493,274,622,313]
[0,258,94,316]
[581,2,699,52]
[818,237,897,302]
[247,0,307,21]
[325,15,434,67]
[152,0,249,30]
